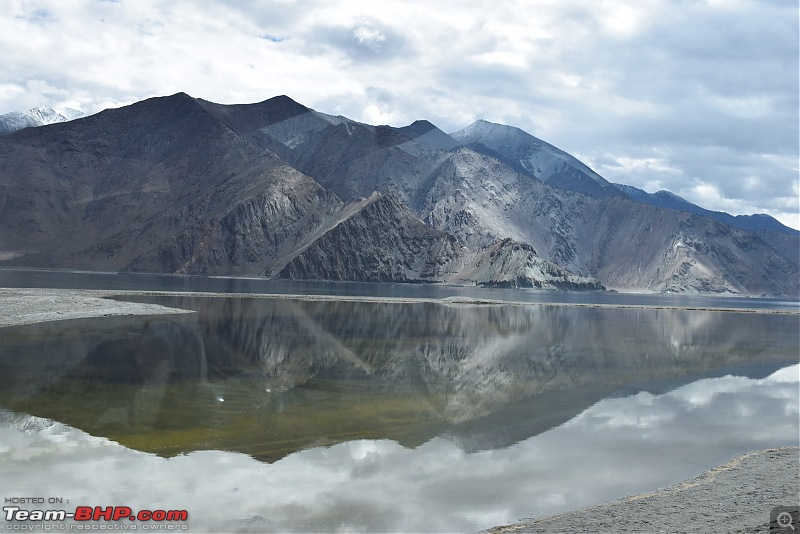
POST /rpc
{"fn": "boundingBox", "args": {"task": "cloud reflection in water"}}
[1,364,797,533]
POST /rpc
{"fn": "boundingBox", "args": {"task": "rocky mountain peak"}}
[398,120,458,150]
[451,119,527,144]
[451,118,620,198]
[242,94,311,123]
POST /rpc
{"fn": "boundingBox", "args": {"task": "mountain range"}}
[0,93,796,296]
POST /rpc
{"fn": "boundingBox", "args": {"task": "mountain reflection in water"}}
[0,296,797,462]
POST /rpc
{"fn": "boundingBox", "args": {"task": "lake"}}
[1,269,798,532]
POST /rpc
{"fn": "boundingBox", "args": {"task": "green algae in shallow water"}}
[16,373,454,463]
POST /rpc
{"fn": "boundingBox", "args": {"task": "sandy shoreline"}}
[485,446,799,533]
[0,287,796,329]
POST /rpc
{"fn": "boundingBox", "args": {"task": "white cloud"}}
[352,24,386,51]
[0,0,796,228]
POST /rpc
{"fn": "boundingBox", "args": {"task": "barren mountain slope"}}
[0,93,344,274]
[418,149,798,295]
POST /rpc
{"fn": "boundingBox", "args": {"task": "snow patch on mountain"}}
[0,107,85,136]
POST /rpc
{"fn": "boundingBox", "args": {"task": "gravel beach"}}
[485,446,800,534]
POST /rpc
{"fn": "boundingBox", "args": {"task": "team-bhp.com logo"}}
[4,505,188,530]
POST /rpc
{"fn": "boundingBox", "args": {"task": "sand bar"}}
[0,287,195,328]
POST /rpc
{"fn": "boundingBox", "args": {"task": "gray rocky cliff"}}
[119,169,345,275]
[455,239,605,290]
[275,192,466,283]
[272,191,605,289]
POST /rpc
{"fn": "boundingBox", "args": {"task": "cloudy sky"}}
[1,0,797,229]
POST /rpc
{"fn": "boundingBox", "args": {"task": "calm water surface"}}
[1,267,798,310]
[0,270,798,532]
